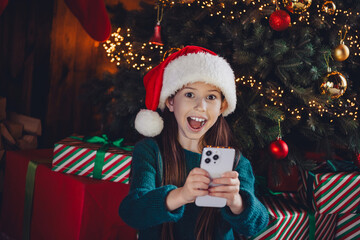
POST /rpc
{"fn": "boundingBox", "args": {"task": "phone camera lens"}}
[206,150,212,156]
[205,158,211,163]
[213,155,219,160]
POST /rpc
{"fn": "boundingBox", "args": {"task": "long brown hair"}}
[159,106,240,240]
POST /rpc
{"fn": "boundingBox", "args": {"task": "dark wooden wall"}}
[0,0,118,147]
[0,0,53,119]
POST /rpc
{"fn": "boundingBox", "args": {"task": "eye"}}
[207,94,217,100]
[185,92,194,98]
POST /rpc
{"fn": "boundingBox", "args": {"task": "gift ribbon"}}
[306,171,315,209]
[70,135,133,179]
[326,159,360,172]
[326,160,337,172]
[23,161,38,240]
[23,159,51,240]
[308,211,315,240]
[254,175,293,196]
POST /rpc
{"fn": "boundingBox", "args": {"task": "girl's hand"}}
[209,171,244,215]
[166,168,210,211]
[180,167,211,204]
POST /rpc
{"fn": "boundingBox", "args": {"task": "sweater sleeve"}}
[220,154,269,237]
[119,138,185,229]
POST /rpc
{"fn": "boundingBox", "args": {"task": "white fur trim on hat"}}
[135,109,164,137]
[159,52,236,116]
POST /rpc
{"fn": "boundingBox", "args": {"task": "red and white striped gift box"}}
[241,196,337,240]
[334,213,360,240]
[300,170,360,214]
[315,212,337,240]
[252,196,309,240]
[52,136,132,183]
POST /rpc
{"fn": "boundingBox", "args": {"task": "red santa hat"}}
[135,46,236,137]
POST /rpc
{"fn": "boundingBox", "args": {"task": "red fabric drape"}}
[0,0,8,16]
[63,0,111,42]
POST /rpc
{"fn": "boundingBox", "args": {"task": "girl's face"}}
[166,82,228,149]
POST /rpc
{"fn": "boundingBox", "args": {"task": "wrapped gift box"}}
[300,169,360,214]
[52,136,132,183]
[334,213,360,240]
[0,122,16,145]
[315,212,338,239]
[4,120,24,139]
[0,149,136,240]
[251,196,309,240]
[243,196,337,240]
[8,112,41,136]
[0,149,51,240]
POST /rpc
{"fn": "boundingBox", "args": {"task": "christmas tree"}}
[85,0,360,180]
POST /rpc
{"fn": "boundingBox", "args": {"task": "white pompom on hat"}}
[135,46,236,137]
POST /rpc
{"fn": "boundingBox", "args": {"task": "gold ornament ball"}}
[322,1,336,15]
[333,43,350,62]
[283,0,312,14]
[319,71,347,99]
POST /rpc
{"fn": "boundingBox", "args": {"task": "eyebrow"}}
[182,87,221,93]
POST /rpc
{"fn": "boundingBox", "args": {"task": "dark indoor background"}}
[0,0,154,148]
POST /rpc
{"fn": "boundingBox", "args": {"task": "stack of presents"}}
[0,97,41,154]
[0,97,42,197]
[0,134,136,240]
[244,153,360,240]
[1,113,360,239]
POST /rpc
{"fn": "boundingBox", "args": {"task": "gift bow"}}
[70,135,133,179]
[71,135,134,151]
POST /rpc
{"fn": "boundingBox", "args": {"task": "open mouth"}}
[187,116,207,130]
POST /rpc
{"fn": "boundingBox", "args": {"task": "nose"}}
[195,98,206,111]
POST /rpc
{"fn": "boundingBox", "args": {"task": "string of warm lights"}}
[104,1,359,69]
[103,27,164,71]
[175,0,360,38]
[202,0,263,21]
[158,0,360,31]
[103,28,134,67]
[237,76,358,121]
[316,4,360,56]
[140,43,164,71]
[345,28,360,56]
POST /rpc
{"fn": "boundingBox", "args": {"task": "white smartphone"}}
[195,146,235,208]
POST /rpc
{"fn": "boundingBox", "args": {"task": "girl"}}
[119,46,269,240]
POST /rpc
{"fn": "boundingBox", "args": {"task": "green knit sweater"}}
[119,138,269,240]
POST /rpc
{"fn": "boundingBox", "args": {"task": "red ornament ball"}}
[355,153,360,168]
[269,138,289,160]
[269,10,291,31]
